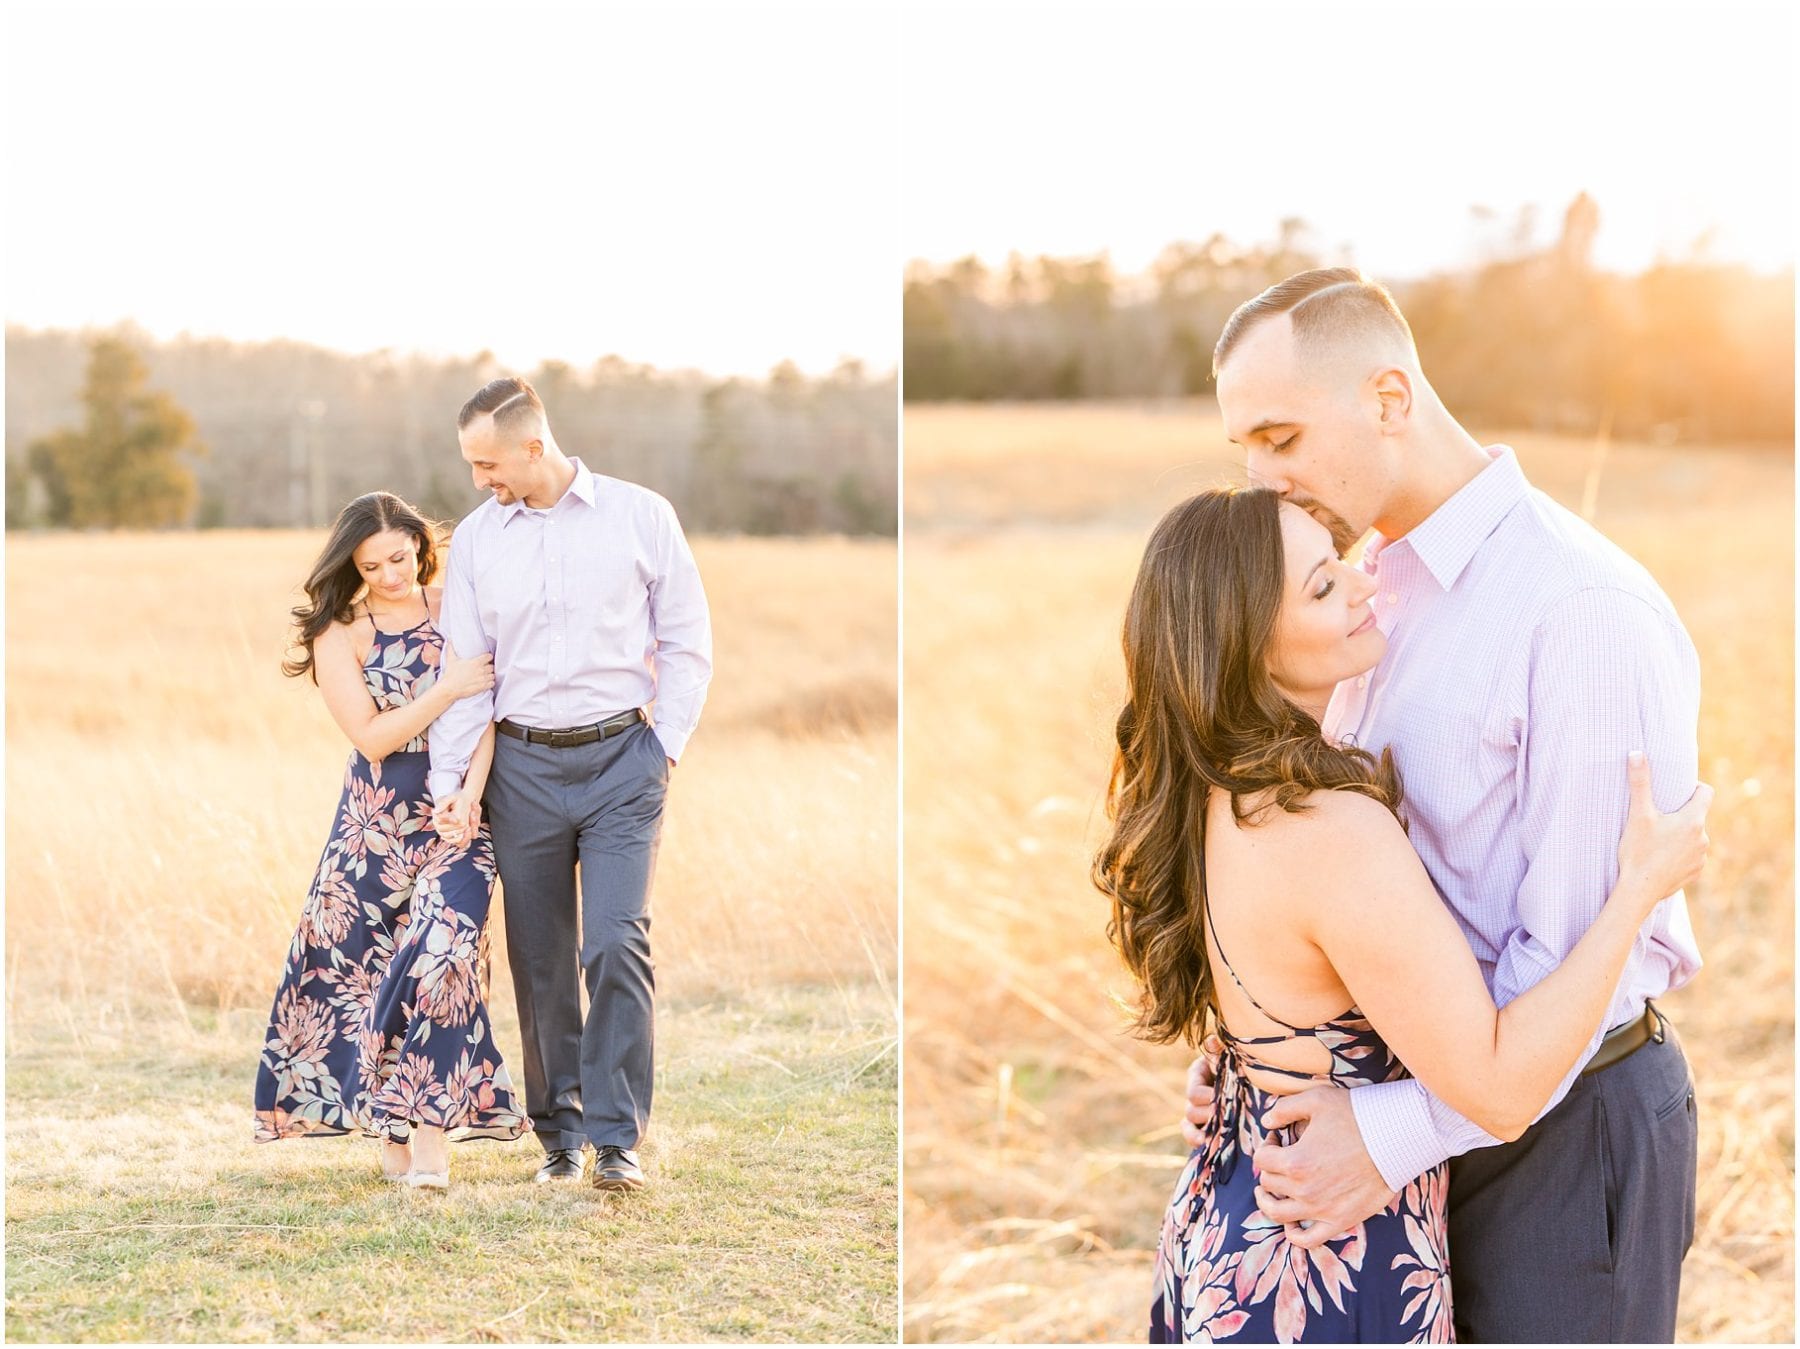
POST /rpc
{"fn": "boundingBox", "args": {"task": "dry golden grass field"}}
[6,532,897,1342]
[903,401,1794,1343]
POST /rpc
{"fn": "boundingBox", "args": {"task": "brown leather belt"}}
[1581,999,1666,1077]
[496,708,644,748]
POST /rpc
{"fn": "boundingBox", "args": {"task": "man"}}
[428,376,711,1192]
[1184,269,1702,1341]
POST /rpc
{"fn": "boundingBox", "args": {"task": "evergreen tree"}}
[27,335,205,527]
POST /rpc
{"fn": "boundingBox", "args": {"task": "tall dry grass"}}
[903,401,1793,1342]
[5,532,897,1026]
[5,530,898,1342]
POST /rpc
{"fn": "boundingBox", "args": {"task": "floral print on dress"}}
[254,615,525,1145]
[362,616,443,754]
[1151,1000,1454,1343]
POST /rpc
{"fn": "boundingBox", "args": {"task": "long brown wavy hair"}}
[282,492,443,683]
[1092,487,1405,1046]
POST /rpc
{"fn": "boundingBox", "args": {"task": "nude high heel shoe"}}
[405,1125,449,1189]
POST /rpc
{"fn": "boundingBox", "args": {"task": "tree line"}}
[904,197,1795,443]
[5,329,897,534]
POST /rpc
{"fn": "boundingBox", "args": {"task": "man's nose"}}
[1245,459,1289,495]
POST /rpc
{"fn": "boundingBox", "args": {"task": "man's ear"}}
[523,437,545,461]
[1371,366,1412,433]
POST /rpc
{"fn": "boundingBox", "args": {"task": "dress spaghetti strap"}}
[1203,899,1311,1037]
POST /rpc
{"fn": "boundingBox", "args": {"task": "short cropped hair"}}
[1213,267,1416,379]
[458,376,546,440]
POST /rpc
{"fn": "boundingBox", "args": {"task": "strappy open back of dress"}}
[1148,801,1455,1344]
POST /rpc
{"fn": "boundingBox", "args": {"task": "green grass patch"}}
[6,984,897,1342]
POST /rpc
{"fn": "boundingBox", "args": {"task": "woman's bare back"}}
[1201,786,1370,1093]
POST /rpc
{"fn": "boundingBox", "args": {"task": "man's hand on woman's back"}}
[1182,1036,1222,1149]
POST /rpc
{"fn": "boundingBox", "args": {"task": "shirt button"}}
[1357,676,1368,689]
[1386,593,1398,605]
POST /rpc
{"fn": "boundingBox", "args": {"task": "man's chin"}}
[1313,508,1365,557]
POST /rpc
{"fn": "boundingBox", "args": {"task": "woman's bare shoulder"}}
[1221,785,1396,832]
[316,614,356,645]
[1299,787,1404,829]
[315,610,371,663]
[1235,788,1412,878]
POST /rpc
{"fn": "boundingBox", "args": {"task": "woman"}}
[1093,488,1710,1342]
[254,491,527,1187]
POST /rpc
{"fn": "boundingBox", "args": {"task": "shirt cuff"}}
[1350,1079,1449,1192]
[427,770,465,803]
[652,723,690,763]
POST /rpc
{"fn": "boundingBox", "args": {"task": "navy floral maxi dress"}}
[254,612,526,1145]
[1150,905,1454,1343]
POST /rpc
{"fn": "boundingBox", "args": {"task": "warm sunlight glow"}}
[903,4,1794,278]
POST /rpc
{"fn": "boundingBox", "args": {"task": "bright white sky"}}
[9,3,1790,374]
[903,2,1796,280]
[6,1,898,377]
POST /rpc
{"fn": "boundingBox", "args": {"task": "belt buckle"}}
[545,728,578,749]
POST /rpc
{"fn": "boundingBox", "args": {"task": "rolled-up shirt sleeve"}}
[426,522,497,803]
[1352,586,1702,1191]
[644,497,711,762]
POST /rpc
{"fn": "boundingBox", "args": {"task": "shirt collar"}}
[498,457,598,524]
[1368,445,1526,591]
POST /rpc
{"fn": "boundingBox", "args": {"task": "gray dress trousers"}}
[1446,1017,1699,1342]
[483,718,669,1152]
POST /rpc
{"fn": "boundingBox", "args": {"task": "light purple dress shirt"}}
[426,458,712,802]
[1324,447,1703,1191]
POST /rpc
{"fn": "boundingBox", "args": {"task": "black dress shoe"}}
[593,1146,644,1192]
[534,1148,589,1183]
